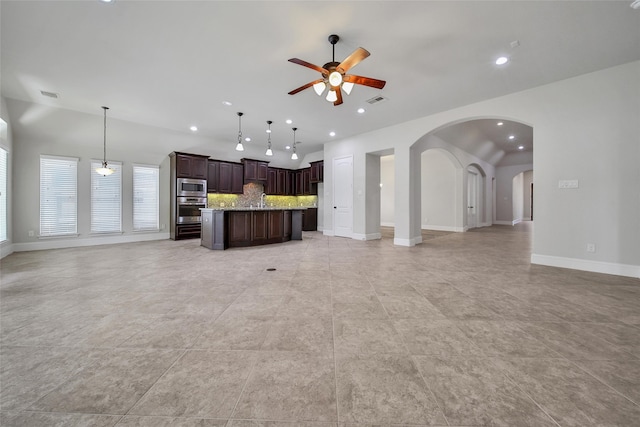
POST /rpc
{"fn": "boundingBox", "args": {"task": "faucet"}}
[260,193,266,209]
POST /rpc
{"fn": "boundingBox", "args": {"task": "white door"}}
[467,170,478,229]
[333,155,353,237]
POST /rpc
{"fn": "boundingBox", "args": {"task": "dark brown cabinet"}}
[266,168,277,194]
[175,153,207,179]
[222,209,294,248]
[217,162,244,194]
[242,159,269,183]
[302,208,317,231]
[228,211,251,244]
[310,161,323,183]
[207,160,219,193]
[293,168,317,195]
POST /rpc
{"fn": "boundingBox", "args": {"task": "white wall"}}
[495,163,533,224]
[0,96,13,258]
[512,173,524,223]
[421,150,457,231]
[380,155,394,226]
[323,61,640,277]
[523,170,533,220]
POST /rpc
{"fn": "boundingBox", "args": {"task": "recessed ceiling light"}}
[285,145,291,150]
[222,101,232,106]
[245,137,251,142]
[189,125,198,132]
[497,122,504,126]
[508,135,515,140]
[99,0,114,3]
[495,56,509,65]
[329,131,336,137]
[518,145,524,150]
[285,119,293,124]
[357,108,365,114]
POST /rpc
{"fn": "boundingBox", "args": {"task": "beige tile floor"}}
[1,223,640,426]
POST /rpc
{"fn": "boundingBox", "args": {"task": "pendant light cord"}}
[237,112,243,144]
[102,106,109,165]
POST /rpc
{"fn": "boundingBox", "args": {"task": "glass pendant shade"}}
[291,151,298,160]
[313,81,326,96]
[265,147,273,156]
[342,81,354,95]
[326,90,338,102]
[265,120,273,156]
[95,106,115,176]
[235,142,244,151]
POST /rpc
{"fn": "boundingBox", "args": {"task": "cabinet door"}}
[310,161,323,183]
[252,211,268,240]
[243,159,258,181]
[302,168,311,195]
[295,170,303,195]
[231,163,244,194]
[283,210,291,238]
[228,211,251,244]
[218,162,232,193]
[286,170,295,195]
[176,154,192,178]
[302,208,317,231]
[268,210,283,239]
[207,160,219,193]
[276,169,286,195]
[257,162,269,181]
[266,168,277,194]
[192,157,207,179]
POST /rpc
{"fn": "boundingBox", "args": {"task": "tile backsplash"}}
[207,182,317,208]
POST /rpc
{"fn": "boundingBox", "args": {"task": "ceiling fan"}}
[288,34,386,106]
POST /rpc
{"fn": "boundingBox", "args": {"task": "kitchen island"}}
[200,208,303,250]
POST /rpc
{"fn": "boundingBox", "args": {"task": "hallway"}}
[1,224,639,425]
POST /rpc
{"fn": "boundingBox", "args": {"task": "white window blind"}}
[0,147,7,242]
[40,155,78,236]
[91,161,122,233]
[133,165,159,231]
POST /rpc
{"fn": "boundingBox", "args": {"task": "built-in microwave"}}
[177,178,207,197]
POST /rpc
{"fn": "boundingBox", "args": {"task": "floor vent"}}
[366,95,387,105]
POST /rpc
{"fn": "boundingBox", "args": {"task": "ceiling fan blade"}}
[288,58,329,75]
[288,79,324,95]
[334,87,343,106]
[337,47,370,73]
[344,74,386,89]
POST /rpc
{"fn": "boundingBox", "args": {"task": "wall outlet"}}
[559,179,579,189]
[28,230,34,237]
[586,243,596,253]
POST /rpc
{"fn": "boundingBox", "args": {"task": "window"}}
[0,147,7,242]
[91,161,122,233]
[40,155,78,236]
[133,165,159,231]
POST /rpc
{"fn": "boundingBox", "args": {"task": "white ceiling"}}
[2,1,639,164]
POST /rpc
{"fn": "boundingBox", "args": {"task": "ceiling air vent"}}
[366,95,387,105]
[40,90,59,99]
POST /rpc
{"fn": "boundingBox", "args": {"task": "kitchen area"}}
[169,152,322,249]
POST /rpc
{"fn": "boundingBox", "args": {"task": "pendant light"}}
[265,120,273,156]
[95,106,114,176]
[291,127,298,160]
[235,112,244,151]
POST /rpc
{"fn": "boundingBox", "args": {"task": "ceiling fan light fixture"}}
[326,89,338,103]
[342,82,354,95]
[313,81,326,96]
[95,106,115,176]
[328,71,342,87]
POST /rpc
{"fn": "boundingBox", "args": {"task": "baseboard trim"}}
[493,221,514,226]
[1,242,14,259]
[352,232,381,241]
[12,232,171,253]
[531,253,640,279]
[422,225,465,232]
[394,235,422,247]
[323,230,335,237]
[380,222,394,227]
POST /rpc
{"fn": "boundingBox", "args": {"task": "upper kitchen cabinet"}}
[310,161,324,183]
[207,160,219,193]
[217,161,244,194]
[242,159,269,183]
[174,152,208,179]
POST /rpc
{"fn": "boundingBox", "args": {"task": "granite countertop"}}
[201,207,311,211]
